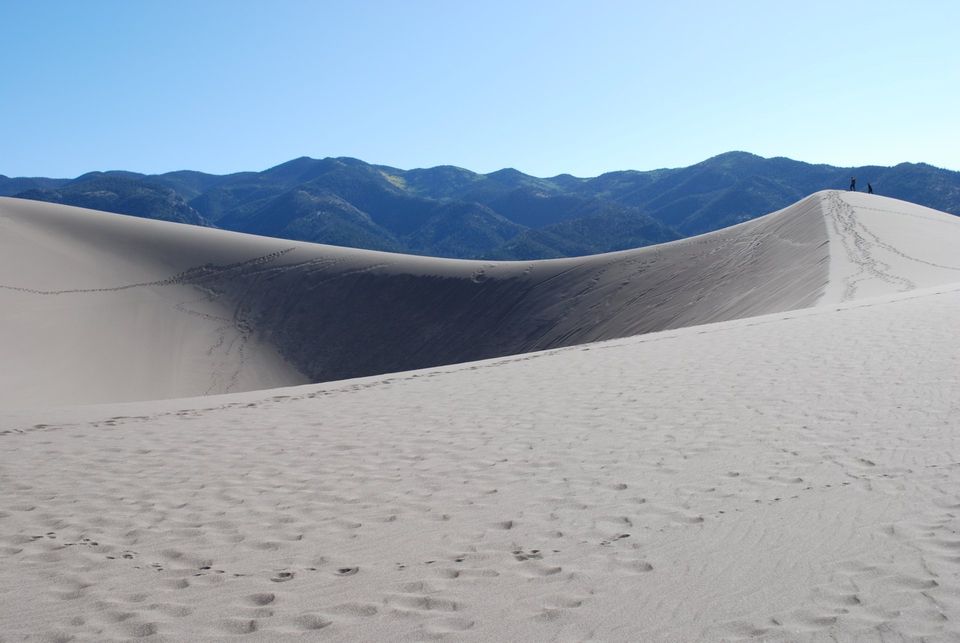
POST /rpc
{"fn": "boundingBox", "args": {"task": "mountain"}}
[488,202,679,259]
[0,175,70,196]
[16,172,208,226]
[604,152,960,235]
[8,152,960,259]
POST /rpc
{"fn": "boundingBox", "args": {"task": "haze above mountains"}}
[4,151,959,260]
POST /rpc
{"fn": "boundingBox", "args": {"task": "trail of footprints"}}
[10,288,957,640]
[10,528,378,637]
[17,525,609,637]
[3,407,918,640]
[826,191,919,301]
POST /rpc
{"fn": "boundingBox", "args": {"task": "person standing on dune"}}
[849,177,857,191]
[868,183,874,194]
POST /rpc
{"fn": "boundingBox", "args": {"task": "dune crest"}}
[2,190,958,405]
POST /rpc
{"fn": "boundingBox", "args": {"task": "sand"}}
[0,191,837,406]
[1,190,960,640]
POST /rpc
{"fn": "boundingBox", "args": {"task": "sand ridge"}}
[0,190,914,406]
[1,282,959,640]
[3,188,960,401]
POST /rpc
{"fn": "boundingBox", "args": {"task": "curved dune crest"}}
[1,190,958,405]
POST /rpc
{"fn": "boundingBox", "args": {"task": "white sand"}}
[820,190,960,302]
[0,198,309,406]
[2,191,960,640]
[1,193,836,406]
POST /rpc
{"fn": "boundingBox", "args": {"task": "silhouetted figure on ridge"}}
[868,183,874,194]
[849,177,857,191]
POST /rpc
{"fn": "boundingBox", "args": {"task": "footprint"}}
[457,568,500,578]
[292,614,332,631]
[386,594,460,612]
[270,571,295,583]
[335,519,362,529]
[519,562,562,577]
[246,593,276,606]
[623,560,654,573]
[162,578,190,590]
[334,566,359,577]
[533,608,563,622]
[101,610,137,623]
[544,595,584,608]
[398,581,439,593]
[426,616,475,633]
[121,621,158,638]
[793,611,838,627]
[252,541,281,551]
[218,618,257,634]
[151,603,193,617]
[322,602,378,617]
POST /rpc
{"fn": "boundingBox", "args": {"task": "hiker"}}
[849,177,856,191]
[867,183,873,194]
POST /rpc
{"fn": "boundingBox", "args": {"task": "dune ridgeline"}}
[1,190,958,406]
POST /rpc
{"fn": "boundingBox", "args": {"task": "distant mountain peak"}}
[5,152,958,260]
[486,168,525,178]
[700,151,765,165]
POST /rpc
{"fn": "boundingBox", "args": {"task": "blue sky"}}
[2,0,958,178]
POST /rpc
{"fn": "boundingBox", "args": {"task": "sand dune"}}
[4,190,958,406]
[2,190,960,640]
[1,287,959,641]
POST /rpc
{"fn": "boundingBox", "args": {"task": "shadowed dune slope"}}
[2,190,957,405]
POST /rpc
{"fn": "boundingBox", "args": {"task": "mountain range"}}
[3,152,959,259]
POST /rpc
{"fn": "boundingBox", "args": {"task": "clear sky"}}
[2,0,958,178]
